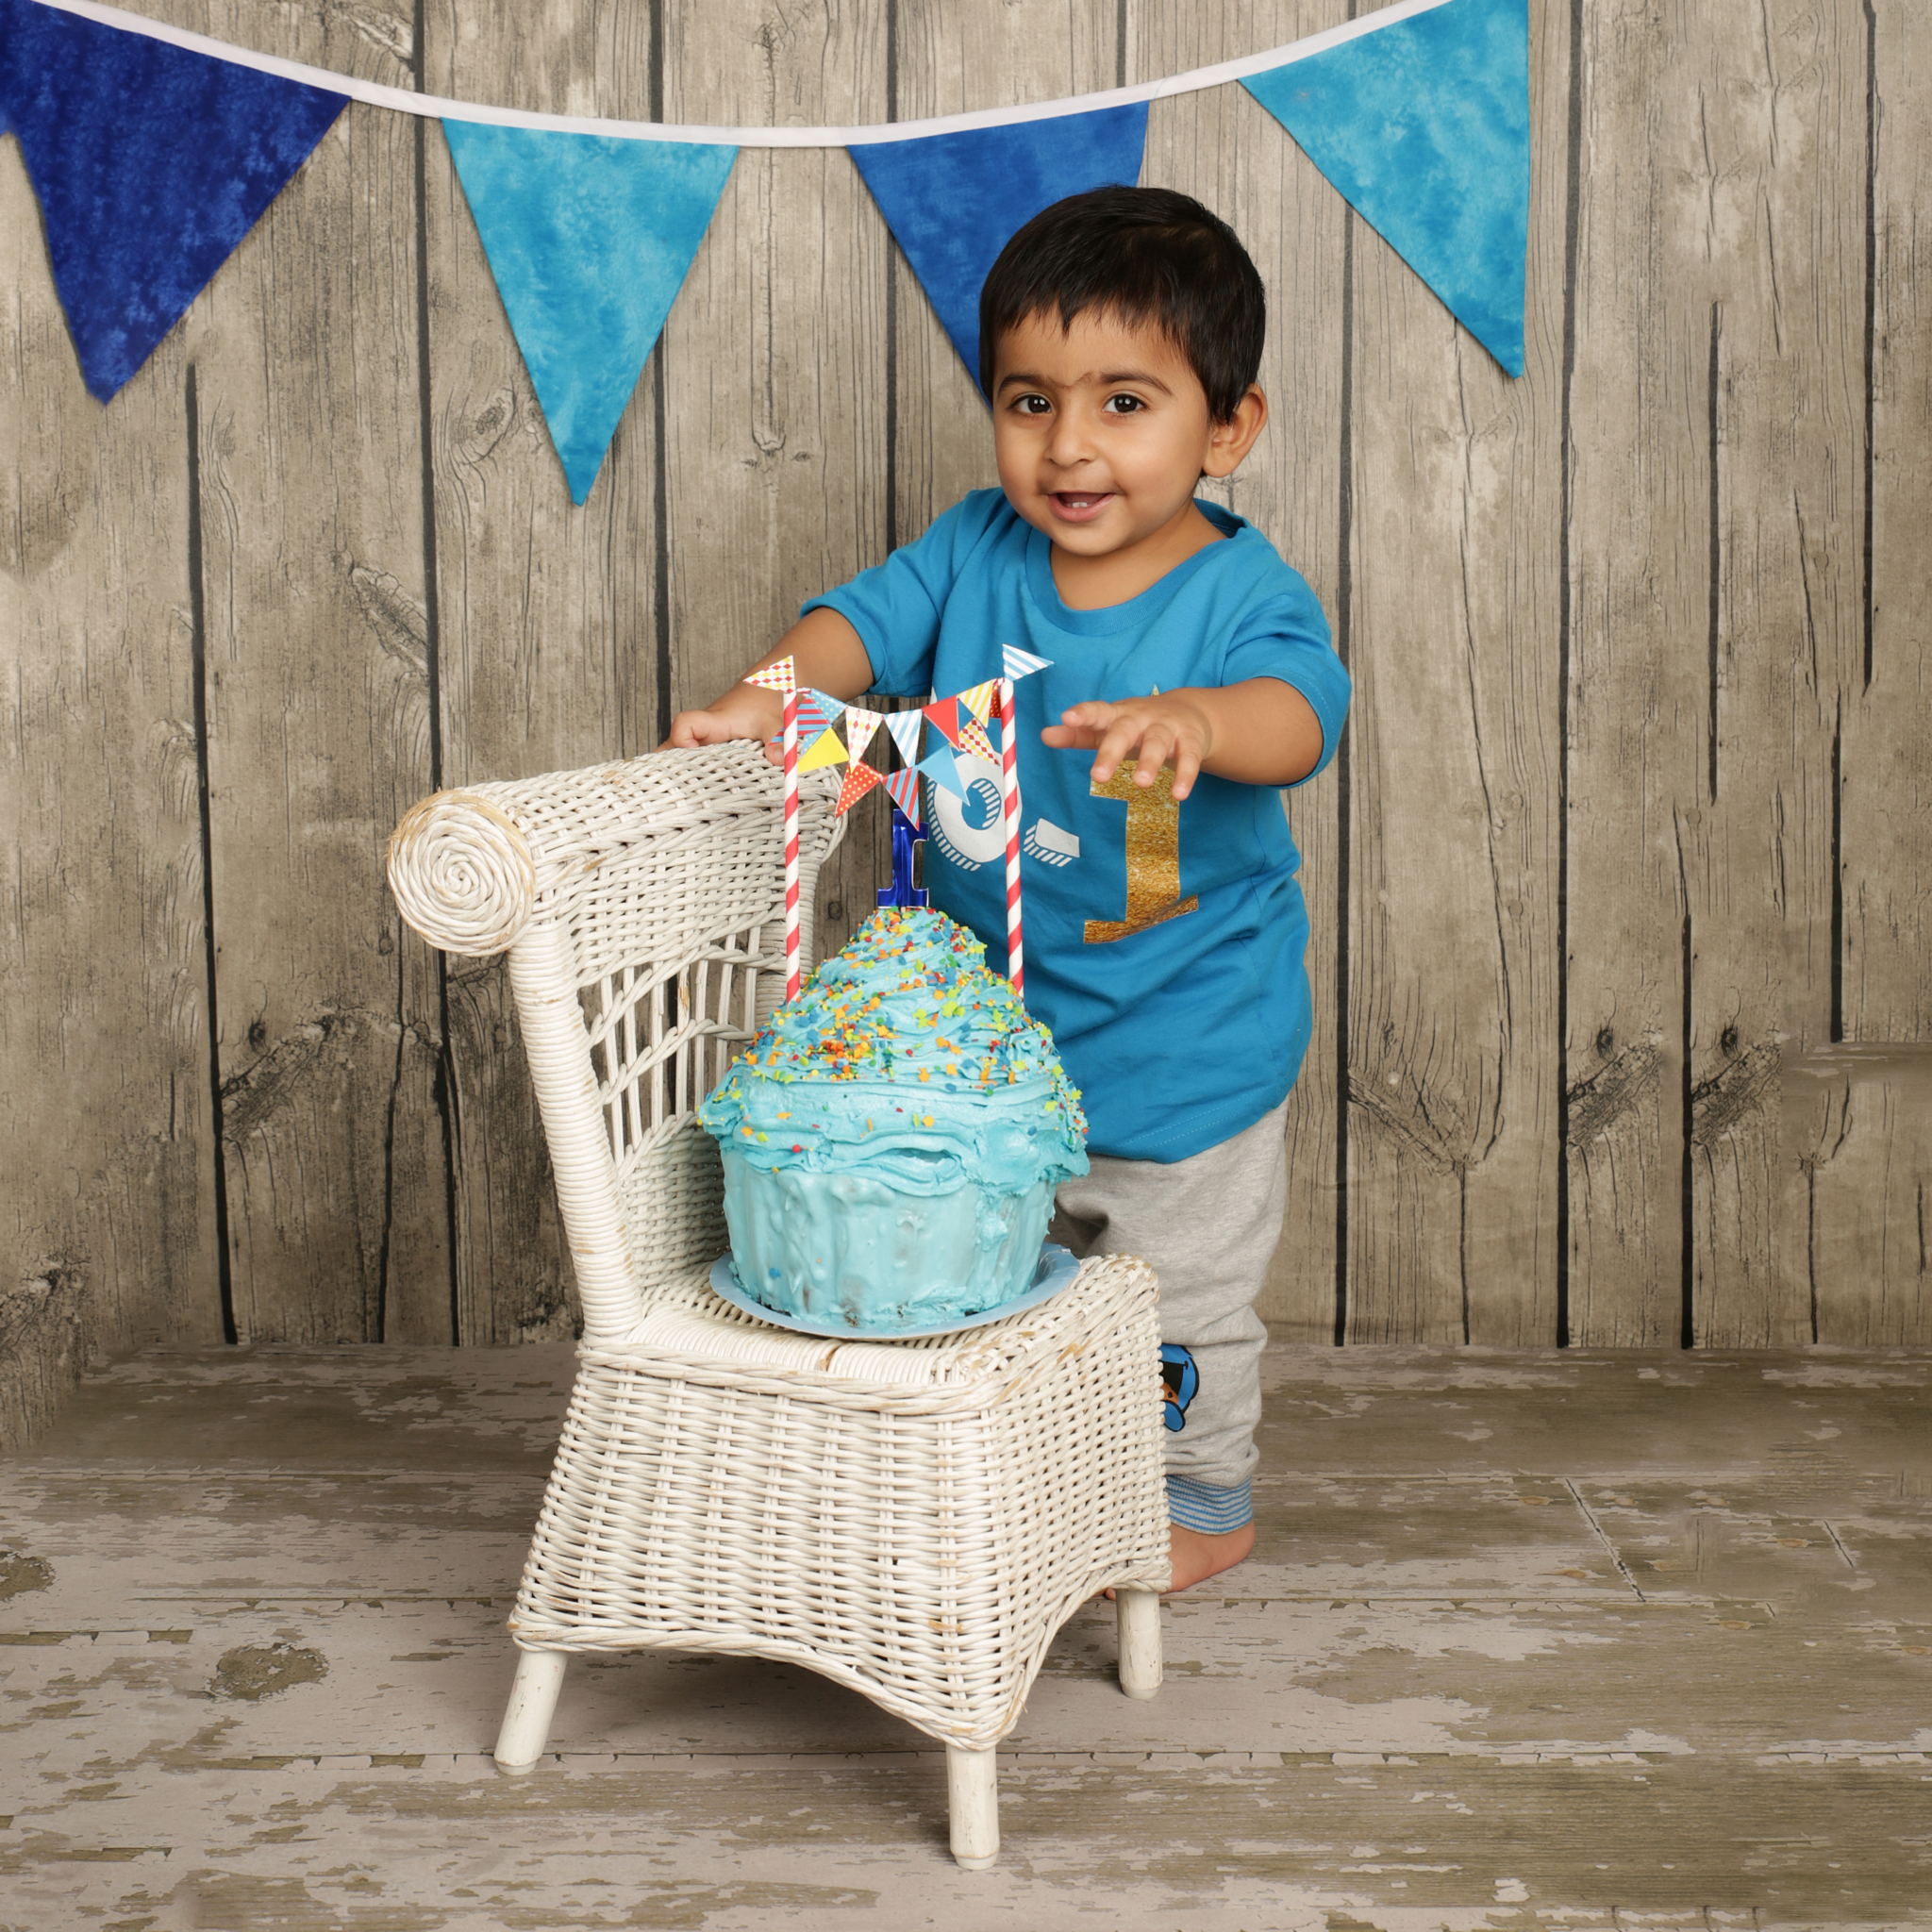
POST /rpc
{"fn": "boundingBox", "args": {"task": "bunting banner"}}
[443,122,736,504]
[847,102,1149,390]
[841,705,884,765]
[3,0,1528,489]
[883,709,924,770]
[0,0,345,400]
[883,766,924,829]
[835,762,883,816]
[795,724,848,776]
[922,697,963,750]
[920,741,967,800]
[744,657,797,693]
[1242,0,1527,376]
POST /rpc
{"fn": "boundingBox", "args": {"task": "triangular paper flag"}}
[842,705,883,764]
[0,0,346,399]
[1002,645,1053,680]
[1242,0,1528,376]
[960,680,1000,725]
[745,657,795,693]
[883,767,924,828]
[793,689,845,741]
[958,718,998,765]
[795,724,848,774]
[848,103,1148,391]
[442,122,737,502]
[920,742,967,799]
[922,697,962,749]
[884,710,924,769]
[835,762,884,815]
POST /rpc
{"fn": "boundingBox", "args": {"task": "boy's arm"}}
[1039,679,1325,803]
[660,607,876,750]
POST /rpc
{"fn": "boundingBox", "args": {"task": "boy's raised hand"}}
[1041,693,1218,801]
[1041,679,1326,799]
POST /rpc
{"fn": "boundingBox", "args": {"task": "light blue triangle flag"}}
[919,741,967,800]
[884,709,924,768]
[442,123,737,503]
[848,103,1147,392]
[1242,0,1527,376]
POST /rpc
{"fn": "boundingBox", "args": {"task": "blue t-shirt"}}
[806,488,1350,1162]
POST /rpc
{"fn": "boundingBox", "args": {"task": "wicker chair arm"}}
[387,740,827,958]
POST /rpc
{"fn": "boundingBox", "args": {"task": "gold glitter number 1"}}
[1082,760,1199,944]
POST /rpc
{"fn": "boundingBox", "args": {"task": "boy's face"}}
[989,308,1258,585]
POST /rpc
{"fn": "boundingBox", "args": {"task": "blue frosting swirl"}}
[697,908,1088,1195]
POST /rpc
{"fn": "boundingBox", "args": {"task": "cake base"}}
[708,1244,1079,1341]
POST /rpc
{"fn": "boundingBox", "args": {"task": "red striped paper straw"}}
[999,675,1022,997]
[783,687,801,1001]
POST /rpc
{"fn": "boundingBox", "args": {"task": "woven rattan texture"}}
[387,742,844,1324]
[510,1255,1171,1748]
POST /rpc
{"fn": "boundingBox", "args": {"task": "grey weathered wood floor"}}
[3,1346,1928,1930]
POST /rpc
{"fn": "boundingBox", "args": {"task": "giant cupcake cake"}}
[697,907,1088,1332]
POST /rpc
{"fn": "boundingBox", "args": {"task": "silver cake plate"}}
[708,1242,1080,1341]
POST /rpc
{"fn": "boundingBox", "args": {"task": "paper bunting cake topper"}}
[883,765,924,829]
[883,710,924,768]
[922,697,962,748]
[841,705,884,765]
[957,718,998,766]
[920,741,966,798]
[795,724,847,775]
[960,680,1000,725]
[1002,644,1053,680]
[744,657,797,693]
[835,763,883,815]
[795,688,842,733]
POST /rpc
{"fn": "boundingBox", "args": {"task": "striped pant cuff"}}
[1165,1474,1253,1535]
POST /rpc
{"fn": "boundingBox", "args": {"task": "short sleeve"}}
[801,490,1009,699]
[1221,572,1351,785]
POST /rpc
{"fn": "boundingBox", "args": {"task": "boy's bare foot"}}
[1167,1519,1255,1592]
[1107,1519,1256,1599]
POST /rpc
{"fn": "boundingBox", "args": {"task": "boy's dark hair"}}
[977,187,1265,422]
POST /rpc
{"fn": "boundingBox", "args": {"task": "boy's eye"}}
[1013,394,1051,415]
[1103,393,1145,414]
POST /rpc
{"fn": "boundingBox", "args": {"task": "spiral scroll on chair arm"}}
[387,791,539,957]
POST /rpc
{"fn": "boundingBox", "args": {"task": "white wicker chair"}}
[387,740,1170,1868]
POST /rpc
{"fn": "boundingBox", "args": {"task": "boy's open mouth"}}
[1049,491,1114,521]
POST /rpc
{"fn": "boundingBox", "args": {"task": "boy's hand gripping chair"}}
[387,741,1169,1868]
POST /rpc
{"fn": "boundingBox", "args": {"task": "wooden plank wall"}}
[4,0,1927,1415]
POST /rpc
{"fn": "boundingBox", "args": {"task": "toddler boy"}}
[667,186,1350,1591]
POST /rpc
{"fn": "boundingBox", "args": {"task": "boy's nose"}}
[1044,409,1097,468]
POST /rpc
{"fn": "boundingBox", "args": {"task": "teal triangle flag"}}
[1243,0,1527,376]
[442,123,737,503]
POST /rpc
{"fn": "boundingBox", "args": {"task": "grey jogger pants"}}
[1048,1100,1289,1532]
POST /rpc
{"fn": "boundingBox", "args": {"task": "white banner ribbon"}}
[23,0,1454,148]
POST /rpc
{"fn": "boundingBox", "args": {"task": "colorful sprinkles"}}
[696,908,1087,1149]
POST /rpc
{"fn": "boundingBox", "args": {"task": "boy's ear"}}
[1202,385,1269,479]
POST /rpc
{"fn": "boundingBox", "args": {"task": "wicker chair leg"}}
[494,1648,568,1774]
[946,1744,1000,1869]
[1116,1585,1162,1699]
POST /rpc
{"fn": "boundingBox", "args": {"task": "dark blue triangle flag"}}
[0,0,346,400]
[442,123,737,505]
[1243,0,1527,376]
[849,103,1148,394]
